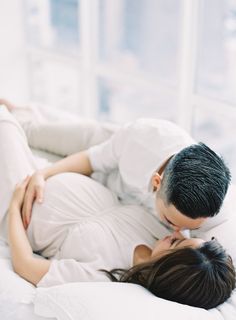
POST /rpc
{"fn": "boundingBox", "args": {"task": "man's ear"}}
[151,172,162,192]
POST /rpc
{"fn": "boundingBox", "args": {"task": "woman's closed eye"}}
[171,238,186,248]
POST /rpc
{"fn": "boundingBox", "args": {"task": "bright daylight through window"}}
[24,0,236,181]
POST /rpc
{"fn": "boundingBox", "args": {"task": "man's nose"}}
[172,225,181,232]
[171,231,185,240]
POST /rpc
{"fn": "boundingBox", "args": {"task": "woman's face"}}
[151,231,205,258]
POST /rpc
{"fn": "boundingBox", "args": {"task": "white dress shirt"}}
[88,118,195,215]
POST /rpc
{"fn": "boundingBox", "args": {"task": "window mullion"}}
[80,0,99,117]
[177,0,200,132]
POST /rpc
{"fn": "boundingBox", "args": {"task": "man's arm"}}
[22,125,126,228]
[40,150,93,179]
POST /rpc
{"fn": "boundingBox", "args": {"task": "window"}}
[24,0,236,181]
[97,0,181,121]
[99,0,180,86]
[193,0,236,181]
[25,0,80,53]
[196,0,236,105]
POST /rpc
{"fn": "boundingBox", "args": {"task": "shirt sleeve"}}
[36,259,109,288]
[87,123,131,173]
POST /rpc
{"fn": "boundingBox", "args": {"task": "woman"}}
[1,103,235,310]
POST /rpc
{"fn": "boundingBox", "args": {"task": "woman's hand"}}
[7,174,51,286]
[9,176,31,212]
[0,98,17,112]
[21,171,46,229]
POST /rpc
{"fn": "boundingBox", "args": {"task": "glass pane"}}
[97,78,177,123]
[192,106,236,183]
[25,0,80,54]
[99,0,181,86]
[196,0,236,105]
[29,56,81,113]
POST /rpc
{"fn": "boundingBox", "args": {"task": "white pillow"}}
[0,239,53,320]
[0,257,46,320]
[33,282,230,320]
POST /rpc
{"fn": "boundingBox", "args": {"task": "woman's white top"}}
[30,120,194,287]
[87,118,195,215]
[27,173,168,288]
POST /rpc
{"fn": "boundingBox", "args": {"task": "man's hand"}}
[21,172,46,229]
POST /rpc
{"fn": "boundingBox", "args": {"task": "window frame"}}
[24,0,236,129]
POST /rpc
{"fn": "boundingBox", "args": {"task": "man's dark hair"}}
[160,142,231,219]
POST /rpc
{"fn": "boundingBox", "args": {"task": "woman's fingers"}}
[15,175,30,188]
[22,187,44,229]
[22,189,35,229]
[0,98,17,112]
[21,172,46,229]
[9,176,32,213]
[22,175,31,187]
[36,186,43,203]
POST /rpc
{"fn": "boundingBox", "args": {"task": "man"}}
[0,99,231,232]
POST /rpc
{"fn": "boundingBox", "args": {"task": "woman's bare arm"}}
[8,177,50,286]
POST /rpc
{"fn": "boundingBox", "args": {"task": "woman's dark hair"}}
[102,239,235,309]
[160,142,231,219]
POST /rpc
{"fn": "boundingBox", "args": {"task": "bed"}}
[0,104,236,320]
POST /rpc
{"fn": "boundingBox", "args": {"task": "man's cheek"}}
[159,213,164,221]
[156,204,163,220]
[155,201,159,215]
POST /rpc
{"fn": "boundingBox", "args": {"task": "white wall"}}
[0,0,29,103]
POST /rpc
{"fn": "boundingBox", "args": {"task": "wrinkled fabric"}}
[0,106,167,288]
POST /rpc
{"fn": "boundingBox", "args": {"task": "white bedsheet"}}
[0,239,55,320]
[32,282,236,320]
